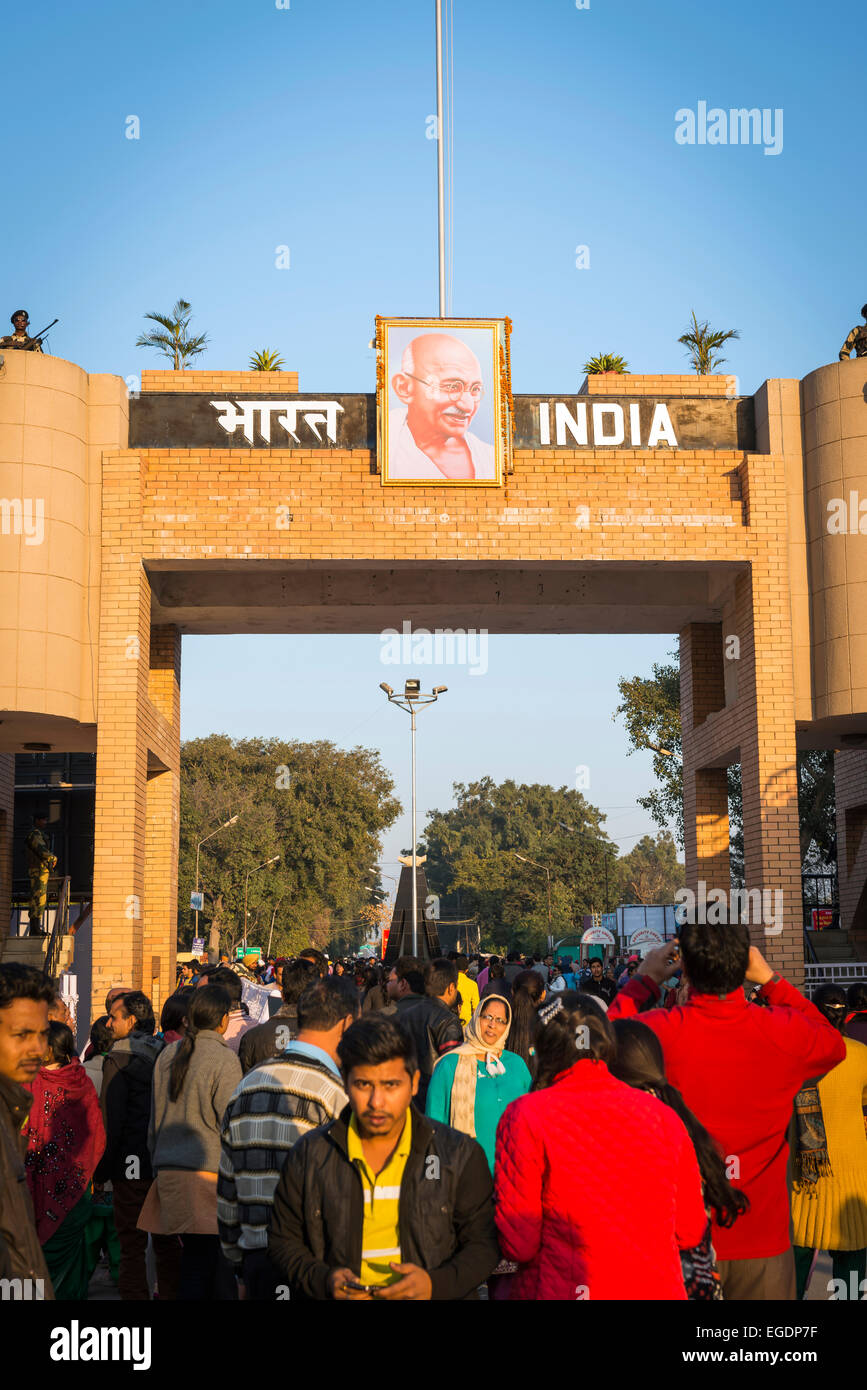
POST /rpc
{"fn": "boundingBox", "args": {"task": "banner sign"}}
[130,393,754,454]
[629,927,664,946]
[581,925,616,945]
[810,908,834,931]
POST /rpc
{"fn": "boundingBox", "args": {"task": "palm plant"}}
[248,348,285,371]
[678,312,740,374]
[135,299,209,370]
[582,353,629,374]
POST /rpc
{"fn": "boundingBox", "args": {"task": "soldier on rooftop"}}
[839,304,867,360]
[0,310,44,352]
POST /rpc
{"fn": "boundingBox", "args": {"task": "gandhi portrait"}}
[381,322,501,484]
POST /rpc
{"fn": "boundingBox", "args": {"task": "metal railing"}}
[44,876,70,980]
[804,961,867,990]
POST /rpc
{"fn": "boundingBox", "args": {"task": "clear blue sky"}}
[6,1,864,878]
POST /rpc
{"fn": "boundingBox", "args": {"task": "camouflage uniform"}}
[0,332,43,353]
[839,322,867,360]
[24,825,57,934]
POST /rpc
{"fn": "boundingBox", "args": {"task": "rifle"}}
[29,317,59,343]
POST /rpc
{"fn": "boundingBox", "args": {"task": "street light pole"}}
[243,854,280,957]
[558,820,614,917]
[195,813,239,958]
[410,700,418,951]
[435,0,446,315]
[380,680,447,957]
[266,902,281,960]
[512,852,553,953]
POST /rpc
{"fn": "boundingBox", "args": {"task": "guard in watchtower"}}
[839,304,867,360]
[24,812,57,937]
[0,310,43,352]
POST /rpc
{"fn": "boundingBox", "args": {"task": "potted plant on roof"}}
[677,313,740,374]
[582,353,629,376]
[249,349,286,371]
[135,299,209,370]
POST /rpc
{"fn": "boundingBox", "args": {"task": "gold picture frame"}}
[375,316,512,485]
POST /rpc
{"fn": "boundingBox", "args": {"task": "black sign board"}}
[129,392,754,452]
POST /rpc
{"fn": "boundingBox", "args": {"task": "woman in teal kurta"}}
[425,994,531,1173]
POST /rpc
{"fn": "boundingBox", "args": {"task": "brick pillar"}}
[144,625,182,1018]
[681,624,730,897]
[686,767,731,892]
[91,451,150,1017]
[92,566,151,1015]
[733,564,803,981]
[681,622,726,729]
[0,754,15,953]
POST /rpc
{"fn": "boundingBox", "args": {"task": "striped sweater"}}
[217,1046,347,1262]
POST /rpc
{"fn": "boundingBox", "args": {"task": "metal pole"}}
[243,872,249,956]
[435,0,446,316]
[411,706,418,957]
[267,903,278,959]
[546,867,552,954]
[195,842,200,940]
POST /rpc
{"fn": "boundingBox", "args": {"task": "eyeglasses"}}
[405,372,484,401]
[481,1015,508,1027]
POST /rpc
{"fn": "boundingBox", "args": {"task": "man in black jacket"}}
[93,990,181,1300]
[380,954,424,1019]
[268,1016,498,1300]
[0,964,54,1296]
[582,956,617,1008]
[394,957,462,1108]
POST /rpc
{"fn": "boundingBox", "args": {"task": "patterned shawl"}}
[792,1085,833,1192]
[24,1058,106,1242]
[443,994,512,1139]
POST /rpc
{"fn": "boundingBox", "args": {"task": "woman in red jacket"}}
[494,992,708,1300]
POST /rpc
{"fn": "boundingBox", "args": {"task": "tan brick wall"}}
[580,374,732,397]
[141,370,299,394]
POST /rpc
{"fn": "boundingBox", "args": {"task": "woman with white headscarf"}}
[425,994,531,1174]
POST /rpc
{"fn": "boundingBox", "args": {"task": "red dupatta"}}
[24,1057,106,1242]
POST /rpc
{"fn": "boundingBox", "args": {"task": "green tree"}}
[421,777,615,956]
[616,832,684,904]
[179,735,400,956]
[614,653,685,844]
[614,653,836,880]
[249,348,285,371]
[136,298,209,370]
[678,311,740,375]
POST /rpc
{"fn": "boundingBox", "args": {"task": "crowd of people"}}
[1,928,866,1302]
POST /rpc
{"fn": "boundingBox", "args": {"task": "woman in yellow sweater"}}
[791,983,867,1299]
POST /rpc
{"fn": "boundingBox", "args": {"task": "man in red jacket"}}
[608,922,846,1300]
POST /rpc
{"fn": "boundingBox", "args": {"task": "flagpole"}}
[435,0,446,316]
